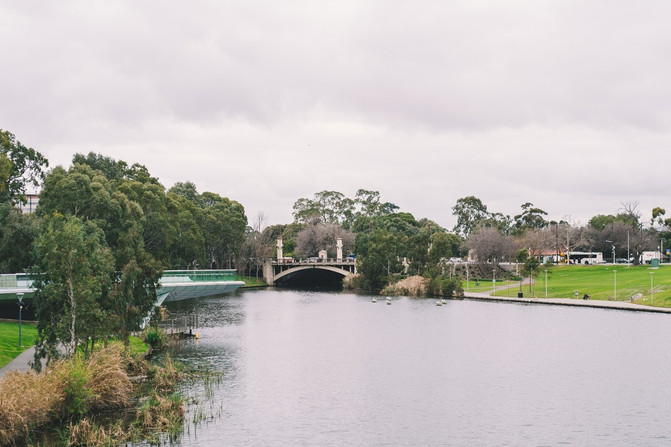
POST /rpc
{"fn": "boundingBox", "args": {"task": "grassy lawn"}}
[492,264,671,307]
[1,319,150,369]
[236,275,268,287]
[461,279,518,295]
[0,320,38,369]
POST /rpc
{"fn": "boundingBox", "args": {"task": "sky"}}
[1,0,670,230]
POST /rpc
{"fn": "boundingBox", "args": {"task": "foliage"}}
[0,344,134,445]
[292,189,398,228]
[32,214,115,362]
[144,327,167,350]
[0,130,49,205]
[440,277,463,297]
[294,221,355,258]
[513,202,548,231]
[0,202,39,273]
[451,196,491,238]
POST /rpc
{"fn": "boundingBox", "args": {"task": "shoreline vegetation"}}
[0,331,197,446]
[354,264,671,308]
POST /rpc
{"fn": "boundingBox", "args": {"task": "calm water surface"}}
[162,289,671,446]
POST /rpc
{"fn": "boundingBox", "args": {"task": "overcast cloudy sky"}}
[1,1,669,229]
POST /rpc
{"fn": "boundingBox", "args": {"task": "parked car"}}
[615,258,629,264]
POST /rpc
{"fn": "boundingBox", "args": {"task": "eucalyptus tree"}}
[32,215,114,365]
[356,229,405,292]
[451,196,492,238]
[0,202,39,273]
[38,160,162,346]
[293,189,398,229]
[513,202,548,232]
[0,130,49,205]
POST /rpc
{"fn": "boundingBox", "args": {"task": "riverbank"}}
[463,291,671,314]
[0,339,188,445]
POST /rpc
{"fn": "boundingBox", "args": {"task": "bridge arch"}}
[265,261,356,289]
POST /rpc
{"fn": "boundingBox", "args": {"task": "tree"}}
[452,196,491,238]
[292,189,398,229]
[652,207,666,229]
[38,159,163,346]
[465,227,517,263]
[522,255,540,295]
[357,229,405,292]
[514,202,548,232]
[32,215,114,365]
[294,221,355,258]
[0,130,49,205]
[0,202,39,273]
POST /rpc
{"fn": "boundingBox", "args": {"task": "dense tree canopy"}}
[0,130,49,205]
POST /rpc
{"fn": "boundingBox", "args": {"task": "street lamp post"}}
[650,272,654,306]
[17,293,24,348]
[545,270,548,298]
[613,270,617,301]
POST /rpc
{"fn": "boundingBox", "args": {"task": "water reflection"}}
[163,289,671,446]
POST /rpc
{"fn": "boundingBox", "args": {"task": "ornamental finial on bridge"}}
[276,236,283,260]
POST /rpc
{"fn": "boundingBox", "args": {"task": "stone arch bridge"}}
[263,258,356,288]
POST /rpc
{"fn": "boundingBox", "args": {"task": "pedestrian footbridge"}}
[0,270,244,319]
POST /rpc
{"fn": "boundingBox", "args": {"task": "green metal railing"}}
[1,270,239,289]
[160,269,238,283]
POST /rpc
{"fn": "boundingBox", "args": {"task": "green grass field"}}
[0,320,38,368]
[490,264,671,307]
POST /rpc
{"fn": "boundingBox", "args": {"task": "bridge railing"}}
[161,269,238,283]
[270,258,356,266]
[0,273,36,289]
[0,270,240,289]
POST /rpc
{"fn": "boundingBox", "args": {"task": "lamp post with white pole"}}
[650,271,654,306]
[613,270,617,301]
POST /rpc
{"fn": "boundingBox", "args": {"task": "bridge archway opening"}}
[274,268,346,290]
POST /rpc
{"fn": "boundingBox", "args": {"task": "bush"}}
[425,277,441,297]
[62,360,93,419]
[441,277,463,297]
[144,328,166,350]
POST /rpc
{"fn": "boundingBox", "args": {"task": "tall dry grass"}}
[0,344,133,445]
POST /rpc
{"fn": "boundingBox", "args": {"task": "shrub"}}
[144,328,166,350]
[441,277,463,297]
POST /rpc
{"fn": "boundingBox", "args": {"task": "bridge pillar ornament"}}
[277,236,283,260]
[337,237,343,261]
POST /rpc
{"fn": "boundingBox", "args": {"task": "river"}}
[161,288,671,446]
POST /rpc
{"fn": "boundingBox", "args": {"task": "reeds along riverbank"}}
[0,342,185,446]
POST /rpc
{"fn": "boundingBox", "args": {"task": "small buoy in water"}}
[195,332,199,339]
[372,297,377,303]
[436,300,442,306]
[386,297,392,305]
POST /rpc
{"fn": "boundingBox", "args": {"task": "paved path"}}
[463,289,671,314]
[0,345,36,379]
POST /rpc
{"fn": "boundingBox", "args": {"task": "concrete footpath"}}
[463,291,671,314]
[0,345,36,379]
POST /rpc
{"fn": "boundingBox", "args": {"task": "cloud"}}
[1,0,670,230]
